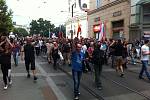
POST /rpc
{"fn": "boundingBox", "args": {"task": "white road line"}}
[35,60,67,100]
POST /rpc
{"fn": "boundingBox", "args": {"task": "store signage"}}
[113,11,122,17]
[144,31,150,38]
[94,17,100,22]
[93,24,100,32]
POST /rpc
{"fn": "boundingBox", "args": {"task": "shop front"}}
[88,0,130,40]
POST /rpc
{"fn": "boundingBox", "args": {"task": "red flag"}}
[77,24,81,38]
[58,32,63,38]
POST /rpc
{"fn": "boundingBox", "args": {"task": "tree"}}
[0,0,13,35]
[13,27,28,37]
[53,25,66,38]
[30,18,55,37]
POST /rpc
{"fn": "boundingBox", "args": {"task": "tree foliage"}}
[13,27,28,37]
[30,18,66,38]
[30,18,55,37]
[0,0,13,35]
[53,25,66,37]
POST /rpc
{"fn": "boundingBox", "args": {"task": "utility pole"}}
[71,3,75,39]
[49,28,51,38]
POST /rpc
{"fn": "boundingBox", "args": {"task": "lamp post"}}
[71,3,75,39]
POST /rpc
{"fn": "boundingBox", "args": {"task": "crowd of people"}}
[0,34,149,100]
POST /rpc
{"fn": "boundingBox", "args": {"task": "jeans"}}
[94,64,102,87]
[72,70,82,96]
[139,60,150,79]
[13,52,19,66]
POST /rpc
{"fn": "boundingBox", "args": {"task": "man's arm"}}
[141,47,150,55]
[20,46,24,60]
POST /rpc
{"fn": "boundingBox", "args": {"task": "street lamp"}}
[70,3,76,39]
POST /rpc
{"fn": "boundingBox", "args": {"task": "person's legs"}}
[25,59,30,78]
[111,55,115,68]
[94,64,102,88]
[31,60,37,80]
[77,71,82,93]
[139,61,146,79]
[13,53,17,66]
[15,52,19,66]
[1,64,8,88]
[72,70,81,97]
[63,53,67,65]
[143,61,150,80]
[67,53,71,65]
[7,63,12,84]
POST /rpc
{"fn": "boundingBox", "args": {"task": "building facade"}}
[129,0,150,41]
[65,0,89,39]
[66,14,88,38]
[88,0,130,40]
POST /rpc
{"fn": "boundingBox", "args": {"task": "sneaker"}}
[34,76,37,81]
[139,76,144,79]
[97,86,102,90]
[4,85,8,90]
[120,73,124,77]
[27,74,30,78]
[9,80,12,85]
[74,96,79,100]
[68,63,71,67]
[78,92,80,95]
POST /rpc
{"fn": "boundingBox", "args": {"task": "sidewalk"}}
[0,57,57,100]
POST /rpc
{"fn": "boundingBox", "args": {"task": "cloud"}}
[6,0,68,26]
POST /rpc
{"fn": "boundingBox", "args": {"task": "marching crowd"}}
[0,34,150,100]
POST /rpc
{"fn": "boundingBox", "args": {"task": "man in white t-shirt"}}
[139,40,150,80]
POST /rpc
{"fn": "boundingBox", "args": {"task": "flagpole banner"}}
[99,22,106,41]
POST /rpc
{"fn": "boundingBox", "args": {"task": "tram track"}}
[41,55,150,100]
[101,74,150,100]
[41,55,105,100]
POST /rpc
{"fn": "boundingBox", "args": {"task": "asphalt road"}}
[0,55,150,100]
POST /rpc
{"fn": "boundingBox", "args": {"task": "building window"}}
[143,4,150,23]
[96,0,101,8]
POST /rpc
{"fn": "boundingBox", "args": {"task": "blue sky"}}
[6,0,69,27]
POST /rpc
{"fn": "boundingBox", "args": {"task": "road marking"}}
[35,60,67,100]
[0,72,68,77]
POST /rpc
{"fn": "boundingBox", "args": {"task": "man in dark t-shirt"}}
[114,39,124,77]
[21,37,37,81]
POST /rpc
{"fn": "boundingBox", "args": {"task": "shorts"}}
[25,59,35,70]
[115,56,123,67]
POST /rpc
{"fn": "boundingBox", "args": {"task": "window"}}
[96,0,101,8]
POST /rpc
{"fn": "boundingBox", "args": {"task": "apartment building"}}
[88,0,130,40]
[129,0,150,41]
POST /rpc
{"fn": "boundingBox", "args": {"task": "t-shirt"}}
[141,45,149,61]
[114,43,124,56]
[24,44,35,60]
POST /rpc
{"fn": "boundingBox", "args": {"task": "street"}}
[0,55,150,100]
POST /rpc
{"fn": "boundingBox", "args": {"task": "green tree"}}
[13,27,28,37]
[53,25,66,37]
[0,0,13,35]
[30,18,55,37]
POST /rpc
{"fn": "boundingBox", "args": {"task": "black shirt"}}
[24,44,35,60]
[114,43,124,56]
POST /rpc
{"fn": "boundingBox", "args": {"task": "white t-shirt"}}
[141,45,149,61]
[81,45,87,54]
